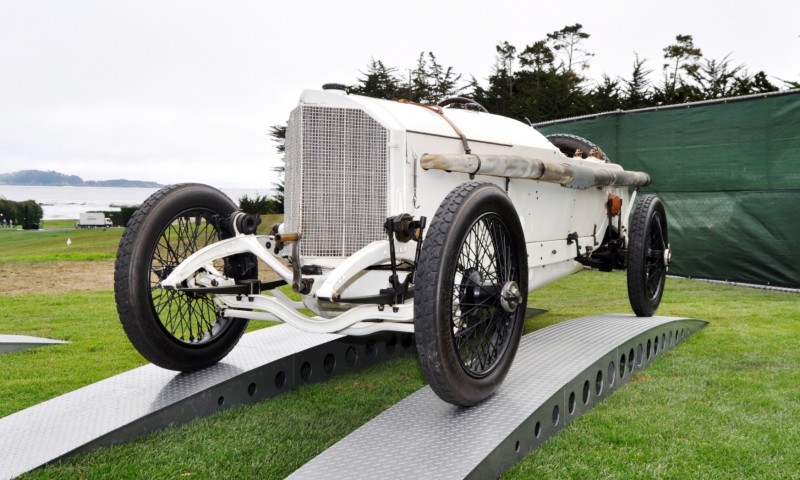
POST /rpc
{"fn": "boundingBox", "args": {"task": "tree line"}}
[0,198,43,228]
[261,28,797,213]
[349,28,793,122]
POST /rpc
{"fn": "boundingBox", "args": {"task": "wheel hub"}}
[500,281,522,313]
[664,245,672,267]
[458,269,484,305]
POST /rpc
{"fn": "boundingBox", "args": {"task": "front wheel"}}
[627,194,669,317]
[114,183,249,371]
[415,182,528,406]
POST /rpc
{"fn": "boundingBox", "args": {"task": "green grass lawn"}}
[0,214,283,263]
[0,226,123,262]
[40,219,83,229]
[3,266,799,479]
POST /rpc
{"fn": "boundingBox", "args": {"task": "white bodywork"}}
[162,89,638,334]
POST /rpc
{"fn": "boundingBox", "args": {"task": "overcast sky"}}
[1,0,797,188]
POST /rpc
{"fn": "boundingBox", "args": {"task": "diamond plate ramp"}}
[0,325,413,480]
[289,314,707,480]
[0,335,68,354]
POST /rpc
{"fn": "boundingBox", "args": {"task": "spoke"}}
[450,213,518,377]
[646,264,664,296]
[158,233,181,267]
[652,214,666,250]
[458,310,508,371]
[146,208,226,345]
[457,297,501,320]
[454,308,497,340]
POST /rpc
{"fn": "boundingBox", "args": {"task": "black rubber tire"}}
[627,194,669,317]
[546,133,609,162]
[414,182,528,406]
[437,96,489,113]
[114,184,249,371]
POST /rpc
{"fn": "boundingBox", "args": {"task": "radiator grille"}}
[285,105,389,257]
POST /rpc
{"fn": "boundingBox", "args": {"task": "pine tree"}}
[350,58,401,99]
[622,54,654,109]
[587,75,622,113]
[546,23,594,73]
[656,34,703,103]
[267,124,286,213]
[691,55,746,99]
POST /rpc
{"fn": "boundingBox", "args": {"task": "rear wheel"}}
[627,194,669,316]
[415,182,528,406]
[114,184,249,371]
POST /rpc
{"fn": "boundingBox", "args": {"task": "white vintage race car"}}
[115,85,670,406]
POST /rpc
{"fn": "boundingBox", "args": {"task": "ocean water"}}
[0,185,273,220]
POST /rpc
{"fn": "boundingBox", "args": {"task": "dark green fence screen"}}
[536,91,800,288]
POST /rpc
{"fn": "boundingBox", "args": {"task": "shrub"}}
[239,194,282,214]
[0,198,43,227]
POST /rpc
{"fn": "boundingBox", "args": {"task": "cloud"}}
[1,0,797,189]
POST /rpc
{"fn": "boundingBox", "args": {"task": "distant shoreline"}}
[1,185,273,220]
[0,170,164,188]
[0,182,164,188]
[1,184,163,188]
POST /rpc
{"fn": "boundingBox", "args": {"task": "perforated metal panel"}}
[0,325,413,480]
[285,106,303,243]
[289,314,707,480]
[285,105,389,257]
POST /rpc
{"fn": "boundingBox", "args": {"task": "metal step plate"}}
[0,325,413,480]
[289,314,707,480]
[0,335,68,354]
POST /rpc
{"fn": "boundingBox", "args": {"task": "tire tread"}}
[415,181,526,406]
[546,133,609,162]
[626,194,666,317]
[114,184,247,371]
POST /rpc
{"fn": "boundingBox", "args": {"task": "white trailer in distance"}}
[76,212,112,229]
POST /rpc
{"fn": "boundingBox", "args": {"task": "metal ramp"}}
[0,335,68,354]
[0,314,704,479]
[289,314,706,479]
[0,324,412,480]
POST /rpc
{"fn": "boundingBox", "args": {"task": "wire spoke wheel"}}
[415,182,527,406]
[115,184,249,371]
[643,213,667,301]
[451,214,517,377]
[627,194,669,317]
[149,209,230,345]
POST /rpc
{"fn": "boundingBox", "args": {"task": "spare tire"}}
[546,133,609,162]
